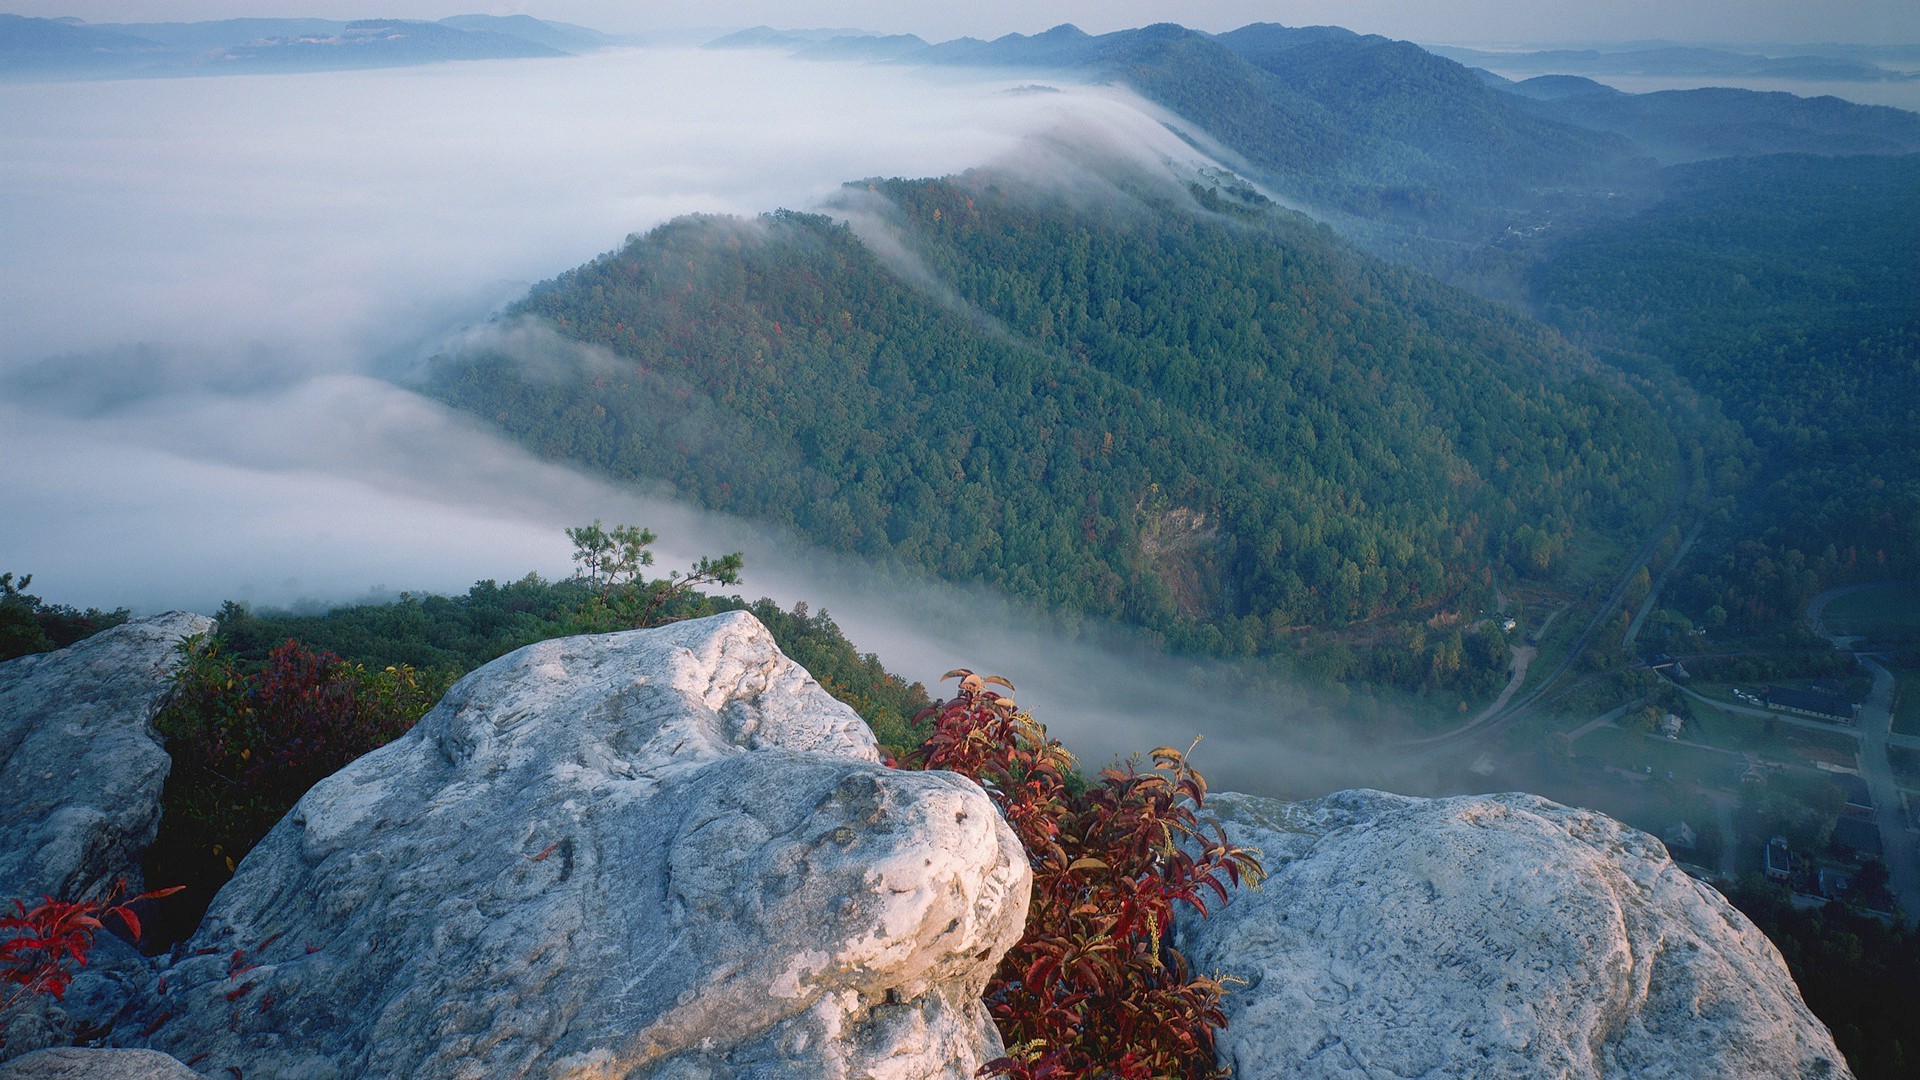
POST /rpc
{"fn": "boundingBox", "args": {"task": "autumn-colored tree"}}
[897,672,1263,1078]
[143,638,446,948]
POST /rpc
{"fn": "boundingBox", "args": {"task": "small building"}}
[1661,821,1697,851]
[1765,836,1792,882]
[1763,686,1858,723]
[1831,818,1883,862]
[1659,713,1685,740]
[1818,867,1854,899]
[1833,773,1874,820]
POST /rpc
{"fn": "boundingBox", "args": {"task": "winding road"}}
[1398,473,1693,764]
[1806,583,1919,923]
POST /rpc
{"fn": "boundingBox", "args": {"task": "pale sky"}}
[15,1,1920,46]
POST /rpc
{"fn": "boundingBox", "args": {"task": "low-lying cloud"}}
[1,46,1393,798]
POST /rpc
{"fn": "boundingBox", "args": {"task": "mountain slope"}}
[1536,153,1920,613]
[916,22,1634,236]
[1500,81,1920,162]
[429,173,1673,675]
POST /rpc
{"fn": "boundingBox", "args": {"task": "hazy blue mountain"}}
[794,34,931,61]
[205,20,561,72]
[1486,73,1622,101]
[911,21,1639,259]
[1504,84,1920,162]
[1534,152,1920,595]
[92,18,344,50]
[0,14,162,75]
[437,14,615,53]
[704,26,879,49]
[1213,22,1370,58]
[703,25,808,49]
[1428,43,1913,83]
[0,13,593,79]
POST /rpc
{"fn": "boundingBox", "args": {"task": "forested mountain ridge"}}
[909,22,1639,246]
[747,21,1919,280]
[1535,152,1920,622]
[1495,76,1920,163]
[429,172,1675,693]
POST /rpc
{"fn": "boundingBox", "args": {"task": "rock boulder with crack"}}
[126,611,1029,1079]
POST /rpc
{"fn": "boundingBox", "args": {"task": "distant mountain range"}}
[713,21,1920,274]
[1425,42,1918,83]
[0,13,617,77]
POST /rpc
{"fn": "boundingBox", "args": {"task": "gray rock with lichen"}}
[0,612,213,902]
[0,1047,200,1079]
[1179,788,1850,1079]
[125,611,1029,1078]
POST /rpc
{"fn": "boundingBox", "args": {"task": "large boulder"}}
[1178,789,1849,1079]
[0,611,214,901]
[126,612,1029,1078]
[0,1047,200,1079]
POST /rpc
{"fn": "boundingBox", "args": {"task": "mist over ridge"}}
[1,41,1406,796]
[5,13,1916,804]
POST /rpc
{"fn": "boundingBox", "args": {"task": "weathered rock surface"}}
[1178,789,1850,1079]
[128,612,1029,1079]
[0,611,214,901]
[0,1047,200,1080]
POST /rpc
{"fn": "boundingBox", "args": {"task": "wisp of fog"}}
[0,46,1381,798]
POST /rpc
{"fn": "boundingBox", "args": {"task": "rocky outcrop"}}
[0,611,213,901]
[127,612,1029,1079]
[1178,789,1850,1079]
[0,1047,200,1079]
[5,610,1856,1076]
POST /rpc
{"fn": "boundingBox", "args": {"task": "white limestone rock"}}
[128,612,1029,1079]
[1179,789,1850,1079]
[0,611,214,900]
[0,1047,201,1079]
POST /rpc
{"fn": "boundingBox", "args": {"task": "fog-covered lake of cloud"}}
[2,46,1393,797]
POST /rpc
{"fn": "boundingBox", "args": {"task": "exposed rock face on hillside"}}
[1177,789,1850,1079]
[126,612,1029,1079]
[0,611,214,900]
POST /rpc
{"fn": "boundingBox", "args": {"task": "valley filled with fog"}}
[1,46,1382,793]
[7,12,1920,1074]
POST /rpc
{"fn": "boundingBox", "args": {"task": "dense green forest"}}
[0,570,128,662]
[1536,153,1920,624]
[1726,877,1920,1078]
[429,175,1674,699]
[206,576,928,750]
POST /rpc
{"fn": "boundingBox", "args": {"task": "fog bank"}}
[1,46,1394,797]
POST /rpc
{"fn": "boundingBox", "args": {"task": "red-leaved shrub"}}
[143,637,444,948]
[896,671,1263,1079]
[0,880,182,1015]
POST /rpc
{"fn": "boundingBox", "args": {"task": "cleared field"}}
[1580,726,1741,787]
[1823,583,1920,638]
[1682,685,1859,760]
